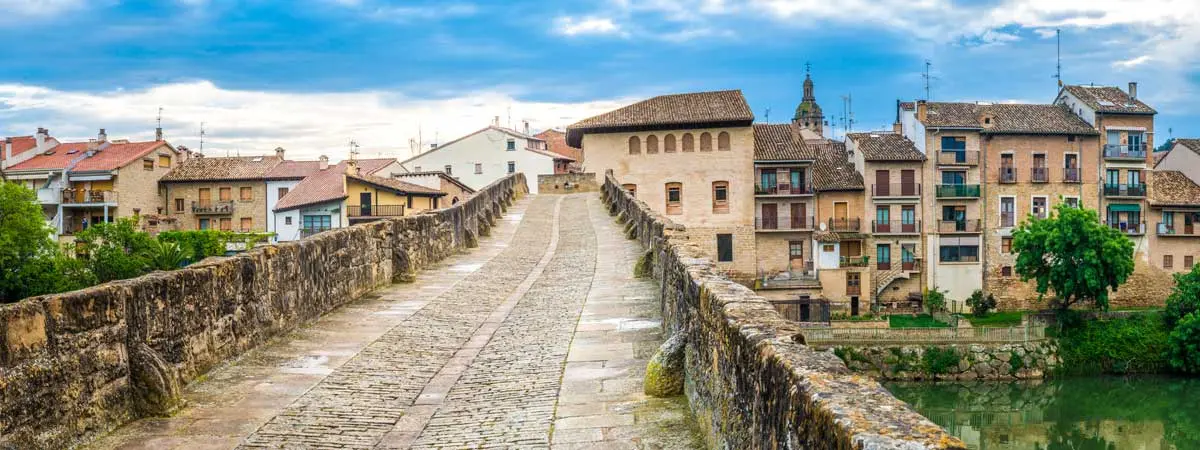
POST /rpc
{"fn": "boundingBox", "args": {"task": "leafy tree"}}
[925,287,947,313]
[1012,203,1135,311]
[966,289,997,317]
[1165,264,1200,328]
[1167,312,1200,374]
[1156,137,1176,153]
[0,183,87,302]
[75,217,155,282]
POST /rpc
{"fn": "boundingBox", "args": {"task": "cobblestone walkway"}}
[88,193,699,450]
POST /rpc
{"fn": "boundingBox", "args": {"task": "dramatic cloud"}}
[0,81,631,162]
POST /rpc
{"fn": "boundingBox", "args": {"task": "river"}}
[885,376,1200,450]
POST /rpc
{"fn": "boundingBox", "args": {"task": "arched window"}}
[700,132,713,151]
[717,132,731,151]
[664,134,677,153]
[628,136,641,155]
[682,133,695,152]
[646,135,659,154]
[665,182,682,215]
[712,181,729,214]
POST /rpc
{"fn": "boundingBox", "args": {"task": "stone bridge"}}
[0,173,964,449]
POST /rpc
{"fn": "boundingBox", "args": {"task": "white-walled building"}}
[265,157,404,242]
[398,125,572,194]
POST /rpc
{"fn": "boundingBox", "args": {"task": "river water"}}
[886,376,1200,450]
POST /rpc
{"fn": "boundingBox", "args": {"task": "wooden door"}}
[790,203,806,229]
[834,202,847,220]
[761,203,778,229]
[360,192,372,216]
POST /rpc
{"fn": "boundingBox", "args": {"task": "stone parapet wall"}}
[0,174,528,449]
[537,172,599,194]
[600,171,966,449]
[830,342,1059,381]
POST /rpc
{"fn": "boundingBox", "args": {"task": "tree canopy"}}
[0,183,92,301]
[1011,202,1135,311]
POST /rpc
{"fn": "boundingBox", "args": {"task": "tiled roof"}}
[534,129,581,161]
[1174,139,1200,157]
[7,140,172,171]
[847,132,924,161]
[394,171,476,194]
[920,102,1097,135]
[1063,85,1156,114]
[810,140,864,191]
[1,136,37,162]
[1149,170,1200,206]
[264,160,322,179]
[5,141,88,170]
[346,173,445,196]
[354,158,399,175]
[566,90,753,146]
[1153,151,1170,168]
[753,124,816,161]
[275,163,444,212]
[161,155,283,181]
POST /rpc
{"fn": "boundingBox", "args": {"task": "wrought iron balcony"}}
[63,189,117,204]
[754,183,813,196]
[871,183,920,197]
[1103,183,1146,197]
[1000,213,1015,228]
[872,220,921,234]
[998,166,1017,184]
[1107,221,1146,236]
[1063,167,1082,183]
[1030,167,1049,183]
[1156,223,1200,237]
[935,184,980,198]
[840,255,870,268]
[828,217,862,232]
[1103,143,1148,160]
[347,204,406,217]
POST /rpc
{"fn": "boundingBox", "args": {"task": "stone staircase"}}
[874,268,910,296]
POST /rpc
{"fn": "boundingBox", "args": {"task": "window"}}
[199,218,210,230]
[1001,266,1013,277]
[219,217,232,231]
[939,237,979,263]
[285,216,292,225]
[877,244,891,270]
[622,184,637,197]
[716,234,733,262]
[240,217,252,232]
[219,187,232,202]
[1165,255,1174,269]
[646,135,659,154]
[941,136,966,151]
[712,181,729,214]
[475,163,482,174]
[1002,237,1012,254]
[941,170,965,185]
[901,205,916,224]
[1064,197,1079,208]
[1032,196,1048,219]
[506,139,516,151]
[1106,169,1120,186]
[788,241,803,258]
[240,187,252,201]
[1000,197,1015,227]
[198,188,212,207]
[717,132,731,151]
[174,198,184,213]
[699,132,713,151]
[407,195,414,209]
[158,155,171,167]
[682,133,695,152]
[823,244,835,253]
[303,215,332,232]
[445,165,452,175]
[664,134,677,153]
[143,159,154,170]
[876,206,890,227]
[507,161,515,174]
[278,187,289,199]
[1128,169,1141,186]
[1188,256,1195,269]
[665,182,682,215]
[628,136,641,154]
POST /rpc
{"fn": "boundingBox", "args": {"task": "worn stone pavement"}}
[88,193,702,449]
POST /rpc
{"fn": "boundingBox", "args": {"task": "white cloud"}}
[1113,55,1152,69]
[555,16,623,36]
[0,81,632,162]
[0,0,85,16]
[370,3,477,21]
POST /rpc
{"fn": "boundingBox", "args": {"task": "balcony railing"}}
[998,166,1017,184]
[62,189,117,204]
[192,200,234,215]
[938,219,981,233]
[754,216,815,231]
[347,204,406,217]
[871,183,920,197]
[1104,143,1148,160]
[1063,167,1082,183]
[937,150,979,166]
[1103,183,1146,197]
[902,259,923,272]
[872,220,921,234]
[1000,213,1015,228]
[1156,223,1200,237]
[755,184,813,196]
[935,184,981,198]
[828,218,862,232]
[841,256,870,268]
[1030,167,1049,183]
[1108,221,1146,236]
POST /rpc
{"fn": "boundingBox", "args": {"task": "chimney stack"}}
[1128,82,1138,100]
[34,127,48,149]
[523,120,530,135]
[98,128,107,143]
[274,147,285,160]
[493,116,500,127]
[4,137,11,165]
[344,159,358,176]
[916,100,928,122]
[318,155,329,171]
[155,127,163,141]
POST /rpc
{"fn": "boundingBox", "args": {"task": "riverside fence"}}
[803,324,1047,345]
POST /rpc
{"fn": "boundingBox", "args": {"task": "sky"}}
[1,0,1198,162]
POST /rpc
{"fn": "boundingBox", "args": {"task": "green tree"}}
[75,217,155,282]
[1156,137,1176,153]
[1012,203,1134,311]
[0,183,87,302]
[1165,264,1200,328]
[1167,312,1200,374]
[966,289,997,317]
[925,287,947,313]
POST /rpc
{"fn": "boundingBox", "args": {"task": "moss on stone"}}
[634,250,654,278]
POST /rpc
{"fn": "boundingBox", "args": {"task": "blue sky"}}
[1,0,1197,160]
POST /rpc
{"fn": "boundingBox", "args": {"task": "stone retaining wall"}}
[600,171,966,450]
[0,174,528,449]
[537,172,599,194]
[830,342,1059,381]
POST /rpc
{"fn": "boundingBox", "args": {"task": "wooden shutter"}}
[901,170,915,195]
[875,170,890,196]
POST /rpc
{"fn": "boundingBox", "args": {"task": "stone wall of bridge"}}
[601,171,966,450]
[0,174,527,449]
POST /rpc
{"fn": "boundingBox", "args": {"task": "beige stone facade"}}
[162,181,270,232]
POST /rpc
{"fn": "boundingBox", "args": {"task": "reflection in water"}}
[885,377,1200,450]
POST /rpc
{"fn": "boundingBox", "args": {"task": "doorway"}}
[359,192,372,216]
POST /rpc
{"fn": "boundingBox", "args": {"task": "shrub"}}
[1167,312,1200,374]
[925,287,947,313]
[1056,311,1170,374]
[1164,265,1200,329]
[966,289,997,317]
[921,347,959,375]
[1009,351,1024,374]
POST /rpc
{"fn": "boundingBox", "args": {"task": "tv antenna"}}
[349,139,360,161]
[199,122,206,155]
[764,107,771,123]
[922,60,935,100]
[840,94,855,137]
[155,107,164,141]
[1053,29,1063,88]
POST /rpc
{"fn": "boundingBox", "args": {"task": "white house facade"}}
[398,126,569,194]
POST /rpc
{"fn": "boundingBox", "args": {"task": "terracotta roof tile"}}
[5,141,88,170]
[810,140,863,191]
[1149,171,1200,206]
[275,167,346,211]
[1,136,37,162]
[6,140,172,172]
[346,172,444,196]
[847,132,924,161]
[753,124,816,161]
[265,160,322,179]
[1063,85,1156,114]
[566,90,753,146]
[1174,139,1200,157]
[161,155,283,181]
[354,158,399,175]
[920,102,1097,135]
[534,129,581,161]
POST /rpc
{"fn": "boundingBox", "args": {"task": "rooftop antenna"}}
[199,122,206,155]
[155,107,164,141]
[839,94,855,138]
[1054,29,1063,88]
[764,107,771,123]
[922,60,934,100]
[349,139,360,161]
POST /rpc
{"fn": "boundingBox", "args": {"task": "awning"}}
[1108,204,1141,212]
[939,236,980,246]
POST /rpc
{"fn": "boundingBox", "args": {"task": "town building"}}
[567,90,758,280]
[808,140,870,314]
[1154,138,1200,181]
[752,123,819,297]
[2,128,182,240]
[1147,170,1200,274]
[159,153,285,233]
[392,171,475,206]
[399,124,573,195]
[534,129,582,172]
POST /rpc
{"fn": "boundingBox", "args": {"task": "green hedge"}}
[1055,311,1171,375]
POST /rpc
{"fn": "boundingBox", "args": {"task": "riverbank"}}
[833,341,1059,381]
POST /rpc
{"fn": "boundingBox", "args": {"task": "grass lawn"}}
[964,311,1025,327]
[889,315,952,328]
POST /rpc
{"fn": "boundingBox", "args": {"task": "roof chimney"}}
[493,116,500,127]
[916,100,928,122]
[155,127,163,141]
[523,120,530,135]
[344,159,358,176]
[1128,82,1138,100]
[274,147,285,160]
[34,127,48,149]
[98,128,107,143]
[318,155,329,171]
[4,137,11,165]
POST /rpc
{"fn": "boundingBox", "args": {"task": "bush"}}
[921,347,959,375]
[1165,265,1200,329]
[925,287,947,313]
[157,230,230,264]
[966,289,997,317]
[1055,311,1171,374]
[1167,312,1200,374]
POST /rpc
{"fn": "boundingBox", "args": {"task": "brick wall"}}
[162,181,271,231]
[0,174,527,449]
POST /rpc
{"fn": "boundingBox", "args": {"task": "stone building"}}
[752,123,820,298]
[809,140,871,314]
[567,90,758,280]
[793,70,825,139]
[1153,138,1200,182]
[159,154,284,233]
[1147,170,1200,274]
